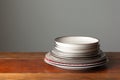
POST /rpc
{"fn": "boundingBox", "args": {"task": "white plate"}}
[52,49,100,58]
[54,62,107,70]
[44,58,107,70]
[44,56,107,67]
[45,51,106,64]
[55,46,98,53]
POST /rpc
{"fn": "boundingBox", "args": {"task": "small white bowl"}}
[55,36,99,50]
[55,44,99,50]
[52,49,99,58]
[55,47,98,53]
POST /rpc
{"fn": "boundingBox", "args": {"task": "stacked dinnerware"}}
[44,36,108,70]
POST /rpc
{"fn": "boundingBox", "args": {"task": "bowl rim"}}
[55,36,99,45]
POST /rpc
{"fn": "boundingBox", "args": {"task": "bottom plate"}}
[54,63,107,70]
[44,58,108,70]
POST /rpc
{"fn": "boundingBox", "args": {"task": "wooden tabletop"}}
[0,52,119,80]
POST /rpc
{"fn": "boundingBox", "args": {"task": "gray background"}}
[0,0,119,52]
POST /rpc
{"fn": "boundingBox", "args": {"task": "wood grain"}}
[0,52,119,80]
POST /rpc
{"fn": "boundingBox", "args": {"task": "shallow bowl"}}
[55,36,99,50]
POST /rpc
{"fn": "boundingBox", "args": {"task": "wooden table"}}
[0,52,119,80]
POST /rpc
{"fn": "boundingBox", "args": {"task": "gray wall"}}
[0,0,119,52]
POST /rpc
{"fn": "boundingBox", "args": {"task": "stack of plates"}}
[44,36,108,70]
